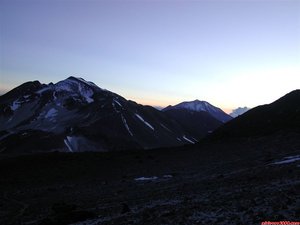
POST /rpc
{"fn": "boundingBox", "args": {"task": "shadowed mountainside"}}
[208,90,300,139]
[163,108,222,139]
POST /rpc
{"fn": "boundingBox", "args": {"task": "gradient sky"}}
[1,0,299,112]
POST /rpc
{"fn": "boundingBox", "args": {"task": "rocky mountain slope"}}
[0,77,217,153]
[163,108,222,139]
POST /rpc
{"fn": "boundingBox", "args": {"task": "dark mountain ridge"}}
[208,89,300,139]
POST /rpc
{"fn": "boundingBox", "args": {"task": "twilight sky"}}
[0,0,299,112]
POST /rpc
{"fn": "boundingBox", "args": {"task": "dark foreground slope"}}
[1,132,300,225]
[209,90,300,139]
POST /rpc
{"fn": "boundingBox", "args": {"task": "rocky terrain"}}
[0,131,299,225]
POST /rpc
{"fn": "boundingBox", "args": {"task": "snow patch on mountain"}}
[77,85,94,103]
[191,137,198,142]
[35,77,95,103]
[64,136,74,152]
[52,92,57,100]
[81,91,94,103]
[182,135,195,144]
[36,86,52,94]
[160,123,171,132]
[63,136,82,152]
[114,99,122,107]
[121,115,133,136]
[271,155,300,165]
[55,77,94,103]
[134,176,158,181]
[45,108,58,119]
[55,78,77,92]
[134,175,173,182]
[10,100,21,111]
[76,77,99,89]
[135,114,155,130]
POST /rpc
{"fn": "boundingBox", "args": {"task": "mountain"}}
[1,88,300,224]
[163,108,223,139]
[209,90,300,139]
[163,100,232,122]
[0,77,200,153]
[230,107,250,118]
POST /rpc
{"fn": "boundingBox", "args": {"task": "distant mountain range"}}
[0,77,229,153]
[2,77,297,154]
[230,107,250,118]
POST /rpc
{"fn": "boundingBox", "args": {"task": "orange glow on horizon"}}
[128,96,233,113]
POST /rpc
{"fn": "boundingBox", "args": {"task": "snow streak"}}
[135,114,154,130]
[272,155,300,165]
[121,115,133,136]
[182,135,195,144]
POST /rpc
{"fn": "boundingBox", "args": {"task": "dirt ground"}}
[1,132,300,225]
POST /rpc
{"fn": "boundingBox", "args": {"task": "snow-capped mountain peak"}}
[54,77,97,103]
[163,100,232,123]
[55,76,100,92]
[35,76,106,105]
[176,100,216,112]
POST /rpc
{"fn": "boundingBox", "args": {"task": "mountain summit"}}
[163,100,232,122]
